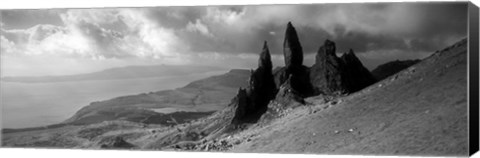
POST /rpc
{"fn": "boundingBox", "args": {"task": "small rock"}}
[334,130,340,134]
[234,140,241,145]
[204,144,209,151]
[348,128,354,132]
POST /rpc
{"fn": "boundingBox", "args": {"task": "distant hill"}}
[1,64,225,83]
[62,69,250,126]
[371,59,421,81]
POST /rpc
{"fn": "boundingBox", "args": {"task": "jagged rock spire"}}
[341,49,377,92]
[283,22,303,68]
[340,49,363,67]
[316,39,337,64]
[259,41,273,70]
[310,39,346,94]
[231,40,278,124]
[310,41,377,95]
[231,88,249,124]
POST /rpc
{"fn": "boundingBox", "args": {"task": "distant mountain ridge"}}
[1,64,225,83]
[371,59,421,81]
[62,69,250,126]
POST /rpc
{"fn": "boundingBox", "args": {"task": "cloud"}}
[0,3,468,76]
[186,19,212,37]
[1,35,16,53]
[1,24,92,56]
[1,8,190,61]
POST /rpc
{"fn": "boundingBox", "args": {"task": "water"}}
[0,71,226,129]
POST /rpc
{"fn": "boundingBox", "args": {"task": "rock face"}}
[283,22,303,68]
[258,75,306,124]
[231,88,249,124]
[231,42,277,124]
[275,22,313,96]
[273,75,306,107]
[310,40,376,94]
[310,40,347,94]
[100,137,135,149]
[341,49,377,92]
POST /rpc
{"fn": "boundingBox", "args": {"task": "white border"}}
[0,0,478,158]
[0,0,474,9]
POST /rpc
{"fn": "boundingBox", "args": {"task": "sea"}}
[0,71,225,129]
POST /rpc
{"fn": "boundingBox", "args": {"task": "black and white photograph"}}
[0,1,478,157]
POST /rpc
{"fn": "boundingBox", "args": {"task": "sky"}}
[0,2,468,77]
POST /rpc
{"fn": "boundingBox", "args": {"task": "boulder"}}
[100,136,135,149]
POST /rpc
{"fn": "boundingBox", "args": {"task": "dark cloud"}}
[74,21,129,58]
[143,7,207,29]
[0,9,65,29]
[164,2,468,59]
[1,2,468,64]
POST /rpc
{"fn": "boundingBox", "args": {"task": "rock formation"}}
[100,136,135,149]
[231,41,277,124]
[274,22,313,97]
[283,22,304,68]
[310,40,348,94]
[232,22,377,125]
[273,75,306,107]
[340,49,377,92]
[310,40,376,94]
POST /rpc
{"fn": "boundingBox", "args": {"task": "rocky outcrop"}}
[232,23,377,125]
[275,22,314,96]
[310,40,348,94]
[273,75,306,107]
[100,136,135,149]
[341,49,377,92]
[231,88,249,124]
[310,40,376,94]
[283,22,303,68]
[258,75,306,124]
[231,42,277,124]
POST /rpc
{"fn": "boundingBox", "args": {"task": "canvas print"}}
[0,2,476,156]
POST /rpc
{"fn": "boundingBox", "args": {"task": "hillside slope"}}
[371,59,421,81]
[231,39,468,156]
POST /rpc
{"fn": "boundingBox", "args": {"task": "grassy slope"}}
[371,59,421,81]
[231,39,468,156]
